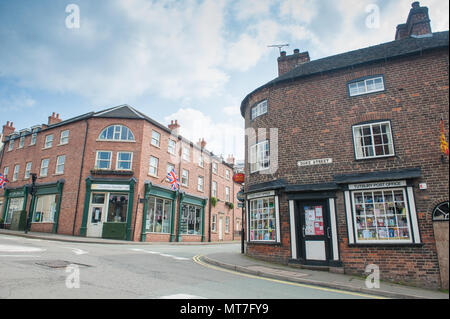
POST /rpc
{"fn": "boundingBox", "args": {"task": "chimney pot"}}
[280,51,286,57]
[6,121,9,126]
[294,49,300,54]
[412,1,420,8]
[56,113,60,119]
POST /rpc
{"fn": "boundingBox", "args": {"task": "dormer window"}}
[348,76,385,97]
[251,100,268,120]
[99,125,135,141]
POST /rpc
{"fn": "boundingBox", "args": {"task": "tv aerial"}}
[268,44,289,53]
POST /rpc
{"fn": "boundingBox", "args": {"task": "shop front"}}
[1,186,28,229]
[177,192,207,242]
[80,177,136,240]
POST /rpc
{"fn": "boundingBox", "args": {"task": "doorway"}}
[87,193,107,237]
[218,217,223,241]
[296,200,331,265]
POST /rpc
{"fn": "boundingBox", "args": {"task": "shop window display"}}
[249,196,277,242]
[146,196,172,233]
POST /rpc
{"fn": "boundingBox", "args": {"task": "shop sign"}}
[247,190,275,200]
[236,190,245,202]
[232,173,245,184]
[91,184,130,191]
[348,180,407,190]
[297,158,333,167]
[237,202,244,208]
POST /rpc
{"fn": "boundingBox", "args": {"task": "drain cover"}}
[35,260,91,269]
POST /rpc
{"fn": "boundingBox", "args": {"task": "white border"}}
[289,200,297,259]
[329,198,339,261]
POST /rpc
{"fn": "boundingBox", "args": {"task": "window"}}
[25,162,32,179]
[44,135,53,148]
[149,156,159,176]
[116,152,133,170]
[33,194,58,223]
[30,132,37,145]
[182,169,189,186]
[107,194,128,223]
[60,130,69,145]
[432,202,449,221]
[212,181,217,198]
[353,121,394,160]
[251,100,268,120]
[98,125,135,141]
[40,159,49,177]
[8,139,14,151]
[225,169,230,180]
[225,216,230,233]
[212,215,217,232]
[352,189,413,243]
[183,146,190,161]
[151,131,161,147]
[198,176,204,192]
[56,155,65,174]
[19,136,25,148]
[13,165,19,181]
[95,151,112,170]
[166,163,175,179]
[349,76,384,96]
[3,167,9,178]
[168,139,176,155]
[225,187,230,202]
[249,196,278,242]
[5,197,24,224]
[199,154,204,167]
[180,204,202,235]
[146,196,172,233]
[250,140,270,173]
[212,162,218,174]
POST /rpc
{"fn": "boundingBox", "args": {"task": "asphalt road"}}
[0,234,375,299]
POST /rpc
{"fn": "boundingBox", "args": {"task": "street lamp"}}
[24,173,37,234]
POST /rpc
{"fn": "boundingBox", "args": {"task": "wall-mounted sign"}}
[297,158,333,167]
[233,173,245,184]
[419,183,427,190]
[247,190,275,200]
[236,190,245,202]
[348,180,407,190]
[91,184,130,191]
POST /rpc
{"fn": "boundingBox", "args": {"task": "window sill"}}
[148,174,159,178]
[53,173,64,176]
[57,143,69,147]
[42,147,52,150]
[354,154,396,161]
[151,144,161,149]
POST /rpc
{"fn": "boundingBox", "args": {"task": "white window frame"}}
[225,169,230,180]
[44,134,53,148]
[212,181,217,198]
[247,193,280,243]
[212,215,217,232]
[146,196,172,234]
[353,121,395,160]
[19,136,25,148]
[4,167,9,178]
[151,130,161,147]
[13,165,19,181]
[30,132,37,145]
[198,176,204,192]
[168,139,176,155]
[251,100,268,120]
[250,140,270,173]
[8,139,14,151]
[98,125,135,142]
[25,162,32,179]
[349,187,415,244]
[95,151,112,170]
[225,216,230,233]
[40,159,49,177]
[225,186,230,202]
[60,130,69,145]
[116,152,133,171]
[183,146,190,161]
[166,164,175,180]
[149,156,159,176]
[212,162,218,174]
[348,76,385,97]
[181,169,189,187]
[32,194,57,223]
[55,155,66,174]
[198,154,204,168]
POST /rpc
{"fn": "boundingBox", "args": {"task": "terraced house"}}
[241,2,449,289]
[0,105,242,243]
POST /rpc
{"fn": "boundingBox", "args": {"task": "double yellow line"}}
[192,255,386,299]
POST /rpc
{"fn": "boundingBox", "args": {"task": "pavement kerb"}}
[200,255,433,299]
[0,230,240,245]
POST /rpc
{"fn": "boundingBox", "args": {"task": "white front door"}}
[218,217,223,241]
[87,193,108,238]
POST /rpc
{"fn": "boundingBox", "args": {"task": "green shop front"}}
[177,192,207,242]
[80,177,136,241]
[2,186,28,230]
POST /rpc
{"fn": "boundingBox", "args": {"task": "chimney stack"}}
[197,138,207,149]
[48,112,62,125]
[277,49,310,77]
[168,120,181,135]
[2,121,15,142]
[395,2,432,40]
[226,154,235,165]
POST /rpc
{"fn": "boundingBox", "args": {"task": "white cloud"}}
[0,90,36,112]
[233,0,272,20]
[279,0,318,24]
[164,108,245,159]
[223,105,241,116]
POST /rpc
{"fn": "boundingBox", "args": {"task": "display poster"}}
[314,206,324,236]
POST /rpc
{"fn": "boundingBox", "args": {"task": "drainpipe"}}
[72,119,89,235]
[208,158,213,242]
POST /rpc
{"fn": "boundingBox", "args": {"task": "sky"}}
[0,0,449,160]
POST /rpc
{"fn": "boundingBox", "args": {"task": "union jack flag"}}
[167,169,180,191]
[0,173,8,189]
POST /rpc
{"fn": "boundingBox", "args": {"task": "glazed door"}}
[297,201,331,264]
[218,217,223,241]
[87,193,107,238]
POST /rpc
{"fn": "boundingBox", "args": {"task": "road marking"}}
[0,244,45,253]
[192,255,386,299]
[63,247,88,255]
[130,249,190,261]
[0,255,41,258]
[159,294,207,299]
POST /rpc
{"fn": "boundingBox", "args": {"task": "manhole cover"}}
[35,260,91,269]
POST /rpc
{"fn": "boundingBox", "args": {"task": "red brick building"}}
[0,105,242,243]
[240,2,449,289]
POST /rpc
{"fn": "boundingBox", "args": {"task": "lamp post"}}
[24,173,37,234]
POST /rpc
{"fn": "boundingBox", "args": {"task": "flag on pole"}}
[167,169,180,191]
[441,118,449,156]
[0,173,8,189]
